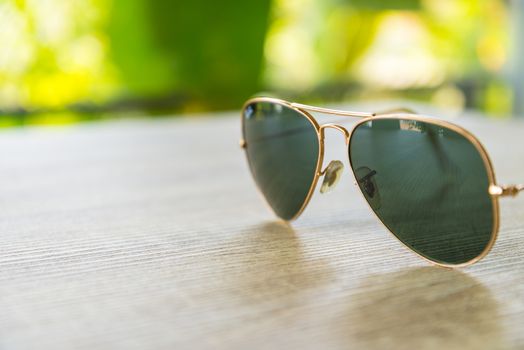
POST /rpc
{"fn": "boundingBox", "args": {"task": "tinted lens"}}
[242,101,319,220]
[349,118,495,265]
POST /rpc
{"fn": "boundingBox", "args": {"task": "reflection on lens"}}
[243,101,319,220]
[349,118,494,265]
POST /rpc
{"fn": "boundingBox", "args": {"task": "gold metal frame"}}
[240,96,522,268]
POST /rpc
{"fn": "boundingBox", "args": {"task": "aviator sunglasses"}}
[240,97,523,267]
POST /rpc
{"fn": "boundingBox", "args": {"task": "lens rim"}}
[347,114,500,268]
[241,97,324,221]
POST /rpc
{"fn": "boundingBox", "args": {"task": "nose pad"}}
[355,166,381,210]
[320,160,344,194]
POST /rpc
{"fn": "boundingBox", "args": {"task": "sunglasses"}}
[240,97,523,268]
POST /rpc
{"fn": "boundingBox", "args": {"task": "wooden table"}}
[0,107,523,349]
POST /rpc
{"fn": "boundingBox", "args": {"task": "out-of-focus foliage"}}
[0,0,112,108]
[266,0,511,114]
[108,0,271,109]
[0,0,271,120]
[0,0,515,124]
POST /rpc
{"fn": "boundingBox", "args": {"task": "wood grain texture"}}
[0,109,523,350]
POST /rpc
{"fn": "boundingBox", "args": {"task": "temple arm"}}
[490,184,524,197]
[373,107,418,115]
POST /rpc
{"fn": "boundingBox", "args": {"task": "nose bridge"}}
[319,123,351,144]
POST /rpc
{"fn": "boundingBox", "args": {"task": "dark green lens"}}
[349,118,494,265]
[242,101,319,220]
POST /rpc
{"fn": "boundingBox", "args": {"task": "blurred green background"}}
[0,0,521,125]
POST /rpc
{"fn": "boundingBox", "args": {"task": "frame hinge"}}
[489,184,524,198]
[239,139,247,149]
